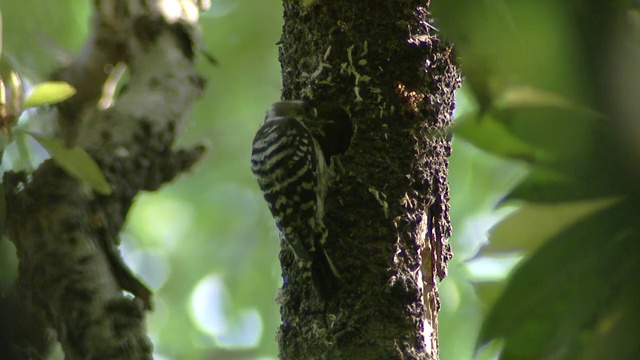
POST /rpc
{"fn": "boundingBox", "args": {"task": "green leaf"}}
[13,131,33,171]
[29,133,112,195]
[454,112,551,163]
[486,198,619,254]
[0,9,3,59]
[475,338,504,360]
[23,81,76,109]
[496,85,603,119]
[478,200,640,359]
[0,185,5,234]
[506,164,622,203]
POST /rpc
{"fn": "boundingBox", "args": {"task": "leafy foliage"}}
[479,200,640,359]
[435,0,640,359]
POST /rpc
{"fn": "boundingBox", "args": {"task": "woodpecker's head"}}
[265,100,316,123]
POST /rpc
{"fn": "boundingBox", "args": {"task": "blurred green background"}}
[2,1,638,359]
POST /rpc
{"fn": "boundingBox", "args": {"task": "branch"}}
[3,0,206,358]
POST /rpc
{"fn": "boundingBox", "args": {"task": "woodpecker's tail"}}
[311,247,341,298]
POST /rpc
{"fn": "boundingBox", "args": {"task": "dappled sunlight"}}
[189,274,264,349]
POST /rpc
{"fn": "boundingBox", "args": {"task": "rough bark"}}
[277,1,458,359]
[2,1,205,358]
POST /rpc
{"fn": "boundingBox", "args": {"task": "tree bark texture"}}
[2,1,205,358]
[277,1,458,359]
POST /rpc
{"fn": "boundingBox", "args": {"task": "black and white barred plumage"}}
[251,101,340,295]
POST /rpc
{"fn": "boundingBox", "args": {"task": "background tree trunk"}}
[1,1,205,358]
[277,1,458,358]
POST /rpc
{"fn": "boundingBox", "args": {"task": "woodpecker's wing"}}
[251,117,322,266]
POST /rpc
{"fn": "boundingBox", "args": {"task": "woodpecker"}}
[251,100,341,296]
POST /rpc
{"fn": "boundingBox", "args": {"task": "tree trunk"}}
[277,1,458,359]
[1,1,205,358]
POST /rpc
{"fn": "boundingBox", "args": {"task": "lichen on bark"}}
[277,1,459,359]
